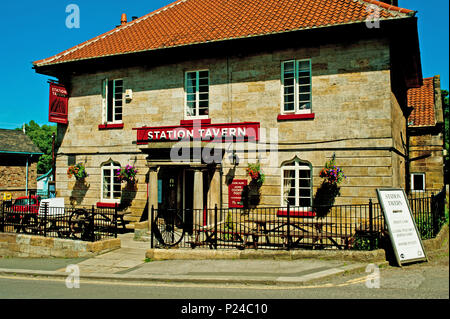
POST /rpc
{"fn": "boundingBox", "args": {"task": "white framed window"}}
[281,59,312,114]
[185,70,209,119]
[101,161,121,202]
[102,79,123,124]
[281,159,312,209]
[411,173,425,192]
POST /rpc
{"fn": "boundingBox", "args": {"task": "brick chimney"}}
[121,13,127,25]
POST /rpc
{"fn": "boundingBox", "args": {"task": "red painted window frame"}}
[180,119,212,126]
[98,123,124,130]
[277,113,315,121]
[96,202,118,208]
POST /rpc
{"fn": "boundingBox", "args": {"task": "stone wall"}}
[0,233,120,258]
[409,132,445,190]
[57,36,406,222]
[0,156,38,199]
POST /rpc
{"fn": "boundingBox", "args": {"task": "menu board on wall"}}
[228,179,247,208]
[376,188,428,266]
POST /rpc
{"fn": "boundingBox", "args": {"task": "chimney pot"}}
[121,13,127,25]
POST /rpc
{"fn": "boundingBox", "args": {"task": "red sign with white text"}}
[49,83,68,124]
[229,179,248,208]
[135,122,260,145]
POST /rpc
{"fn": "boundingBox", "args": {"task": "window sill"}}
[98,123,124,130]
[180,119,211,126]
[276,210,316,218]
[96,202,119,208]
[277,113,315,121]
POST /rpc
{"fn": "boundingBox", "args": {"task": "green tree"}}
[16,121,57,174]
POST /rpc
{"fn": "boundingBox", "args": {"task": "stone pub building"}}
[33,0,425,230]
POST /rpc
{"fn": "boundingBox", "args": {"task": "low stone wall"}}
[0,233,121,258]
[146,248,387,262]
[146,224,449,262]
[133,221,151,242]
[423,224,449,252]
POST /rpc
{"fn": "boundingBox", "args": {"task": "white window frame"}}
[184,70,209,120]
[281,59,312,115]
[411,173,426,192]
[101,161,122,203]
[280,159,312,210]
[102,78,124,124]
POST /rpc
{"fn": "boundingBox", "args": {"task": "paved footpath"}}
[0,233,387,286]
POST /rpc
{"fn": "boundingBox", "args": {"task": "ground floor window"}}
[101,161,121,202]
[281,158,312,208]
[411,173,425,191]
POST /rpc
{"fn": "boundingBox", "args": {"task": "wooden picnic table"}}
[188,220,257,249]
[245,217,352,249]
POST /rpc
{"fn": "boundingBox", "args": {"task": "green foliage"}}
[246,161,265,186]
[444,205,449,225]
[351,233,380,251]
[319,154,346,185]
[415,216,433,240]
[67,163,88,180]
[16,121,57,174]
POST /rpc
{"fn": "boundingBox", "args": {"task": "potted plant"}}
[67,163,88,181]
[246,162,265,206]
[246,162,265,187]
[313,154,346,217]
[116,165,138,185]
[319,155,346,187]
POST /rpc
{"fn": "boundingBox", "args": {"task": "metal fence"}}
[151,187,447,251]
[0,202,121,242]
[407,189,448,239]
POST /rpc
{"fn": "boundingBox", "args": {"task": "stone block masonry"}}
[0,233,121,258]
[56,36,407,225]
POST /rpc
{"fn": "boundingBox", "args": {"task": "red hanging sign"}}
[49,83,68,124]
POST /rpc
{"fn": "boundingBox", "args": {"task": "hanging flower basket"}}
[67,163,88,181]
[116,165,138,184]
[319,156,346,186]
[246,162,265,187]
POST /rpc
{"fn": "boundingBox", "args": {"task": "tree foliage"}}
[15,121,57,174]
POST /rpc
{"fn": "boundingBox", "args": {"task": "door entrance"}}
[158,166,195,234]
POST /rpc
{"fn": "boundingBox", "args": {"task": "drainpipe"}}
[219,165,223,211]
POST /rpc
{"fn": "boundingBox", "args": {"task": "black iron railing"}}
[150,187,447,251]
[0,202,121,242]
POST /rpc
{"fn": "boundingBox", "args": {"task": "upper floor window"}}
[281,60,312,114]
[101,161,121,202]
[102,79,123,124]
[185,70,209,119]
[281,158,312,209]
[411,173,425,192]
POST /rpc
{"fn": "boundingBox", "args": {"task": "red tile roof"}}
[408,77,436,127]
[33,0,414,67]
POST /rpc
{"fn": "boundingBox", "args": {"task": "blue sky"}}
[0,0,448,129]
